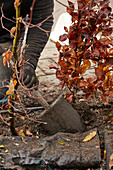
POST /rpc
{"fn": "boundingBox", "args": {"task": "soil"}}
[0,83,113,169]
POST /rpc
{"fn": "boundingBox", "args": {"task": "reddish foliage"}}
[54,0,113,104]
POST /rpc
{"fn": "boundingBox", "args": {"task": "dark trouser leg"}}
[23,16,54,68]
[22,0,54,68]
[18,1,54,88]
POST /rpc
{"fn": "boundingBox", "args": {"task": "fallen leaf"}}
[26,130,33,136]
[109,153,113,169]
[108,131,113,134]
[109,113,112,117]
[20,132,25,137]
[95,145,100,148]
[0,145,5,149]
[18,129,25,136]
[20,116,25,120]
[5,149,8,153]
[111,118,113,122]
[83,131,97,142]
[104,150,106,160]
[6,90,10,96]
[66,144,70,147]
[53,53,58,55]
[58,140,64,145]
[13,80,17,87]
[110,153,113,160]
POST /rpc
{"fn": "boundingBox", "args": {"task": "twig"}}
[29,0,36,24]
[0,113,9,125]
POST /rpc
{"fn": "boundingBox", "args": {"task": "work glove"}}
[20,63,39,89]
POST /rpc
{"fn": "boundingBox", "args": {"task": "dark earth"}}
[0,82,113,169]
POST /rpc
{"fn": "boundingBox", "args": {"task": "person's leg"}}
[22,0,54,68]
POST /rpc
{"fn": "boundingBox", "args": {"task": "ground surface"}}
[0,88,113,169]
[0,40,113,169]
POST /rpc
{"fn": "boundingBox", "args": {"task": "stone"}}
[0,129,101,169]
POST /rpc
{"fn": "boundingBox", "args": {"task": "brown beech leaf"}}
[10,27,16,38]
[109,48,113,53]
[68,64,75,71]
[26,130,33,136]
[93,49,99,56]
[56,41,61,51]
[67,7,72,15]
[105,57,113,65]
[79,81,88,87]
[85,93,91,101]
[95,67,105,80]
[92,60,96,64]
[87,76,97,83]
[2,50,13,67]
[14,0,20,9]
[111,118,113,122]
[68,31,76,40]
[59,34,68,42]
[83,131,97,142]
[102,28,113,36]
[109,91,113,98]
[85,0,90,2]
[103,65,111,72]
[71,12,78,22]
[68,1,74,11]
[64,26,68,33]
[103,82,108,89]
[83,59,91,68]
[79,66,86,75]
[109,39,113,45]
